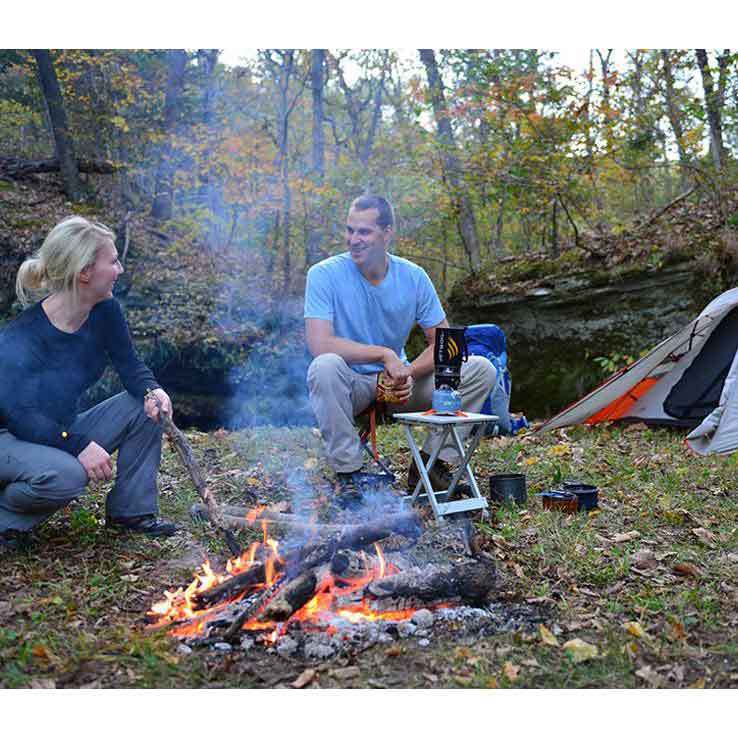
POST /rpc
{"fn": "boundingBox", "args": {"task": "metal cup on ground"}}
[489,473,527,506]
[563,480,599,512]
[540,490,578,513]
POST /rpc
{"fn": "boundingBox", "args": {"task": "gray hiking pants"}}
[307,353,497,473]
[0,391,163,533]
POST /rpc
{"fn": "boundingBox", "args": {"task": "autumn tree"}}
[32,49,84,201]
[419,48,481,272]
[151,50,189,221]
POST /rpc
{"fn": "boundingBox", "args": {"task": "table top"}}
[392,410,498,426]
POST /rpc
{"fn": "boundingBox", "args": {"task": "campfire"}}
[148,495,498,654]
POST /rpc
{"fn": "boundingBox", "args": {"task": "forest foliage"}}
[1,48,737,297]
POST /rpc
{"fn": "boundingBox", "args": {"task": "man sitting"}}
[303,195,496,492]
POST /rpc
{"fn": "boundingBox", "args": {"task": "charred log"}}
[365,557,496,605]
[330,549,370,577]
[193,561,279,609]
[260,571,318,622]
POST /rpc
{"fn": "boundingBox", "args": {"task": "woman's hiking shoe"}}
[0,529,32,553]
[106,514,177,538]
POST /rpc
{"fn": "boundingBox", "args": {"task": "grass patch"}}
[2,421,738,688]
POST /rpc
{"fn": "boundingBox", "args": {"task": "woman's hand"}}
[144,388,173,422]
[78,441,113,482]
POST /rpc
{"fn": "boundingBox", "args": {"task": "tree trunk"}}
[306,49,326,268]
[197,49,222,244]
[695,49,725,171]
[151,50,188,221]
[660,51,691,188]
[419,49,481,273]
[32,50,84,202]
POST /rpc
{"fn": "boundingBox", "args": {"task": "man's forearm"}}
[311,335,392,365]
[409,345,435,380]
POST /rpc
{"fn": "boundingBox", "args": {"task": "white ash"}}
[212,642,232,652]
[276,636,299,656]
[411,609,434,628]
[418,638,431,647]
[397,622,417,639]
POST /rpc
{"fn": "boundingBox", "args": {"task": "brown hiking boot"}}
[406,451,470,496]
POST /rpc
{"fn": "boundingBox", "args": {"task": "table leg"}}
[447,423,486,503]
[403,425,446,524]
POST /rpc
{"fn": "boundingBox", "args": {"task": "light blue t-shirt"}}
[304,252,446,374]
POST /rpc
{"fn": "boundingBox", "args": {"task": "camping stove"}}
[432,327,468,413]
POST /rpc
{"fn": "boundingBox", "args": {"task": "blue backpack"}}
[466,324,520,434]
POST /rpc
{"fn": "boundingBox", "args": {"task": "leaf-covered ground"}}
[2,420,738,689]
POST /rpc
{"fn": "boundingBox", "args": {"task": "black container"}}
[540,490,578,513]
[490,473,527,506]
[563,481,599,512]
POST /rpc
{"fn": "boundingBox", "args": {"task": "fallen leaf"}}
[503,661,520,682]
[688,677,706,689]
[486,676,499,688]
[635,665,664,687]
[386,645,402,657]
[32,644,53,661]
[623,621,645,638]
[613,531,641,543]
[539,624,560,646]
[672,562,701,578]
[120,574,139,583]
[291,669,317,689]
[631,549,658,570]
[563,638,599,663]
[521,658,540,667]
[666,620,687,641]
[692,528,715,546]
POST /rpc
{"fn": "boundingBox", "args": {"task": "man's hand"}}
[78,441,113,482]
[391,375,414,404]
[383,350,411,384]
[144,388,173,422]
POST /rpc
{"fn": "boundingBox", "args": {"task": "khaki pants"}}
[307,353,496,473]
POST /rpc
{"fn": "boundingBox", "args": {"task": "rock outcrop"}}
[449,263,709,419]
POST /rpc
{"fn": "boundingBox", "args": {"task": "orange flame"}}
[149,522,446,643]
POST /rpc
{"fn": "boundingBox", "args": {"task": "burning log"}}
[146,391,240,556]
[193,560,281,609]
[259,571,318,622]
[330,549,370,578]
[201,511,420,608]
[365,557,496,605]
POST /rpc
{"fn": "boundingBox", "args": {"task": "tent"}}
[539,287,738,454]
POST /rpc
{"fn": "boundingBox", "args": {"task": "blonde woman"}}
[0,216,176,552]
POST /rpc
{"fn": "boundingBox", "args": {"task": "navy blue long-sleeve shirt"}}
[0,298,160,456]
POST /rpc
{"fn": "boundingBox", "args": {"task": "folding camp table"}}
[392,410,496,523]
